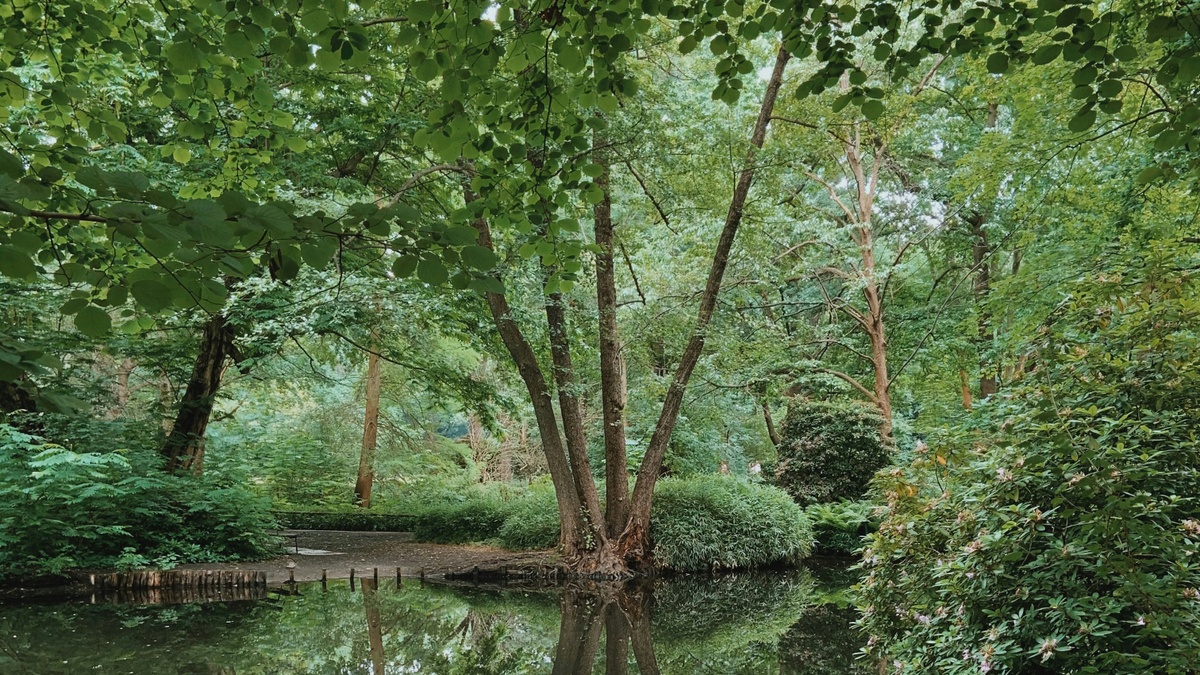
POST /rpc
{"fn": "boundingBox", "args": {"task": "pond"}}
[0,562,868,674]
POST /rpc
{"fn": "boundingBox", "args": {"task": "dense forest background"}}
[1,0,1198,670]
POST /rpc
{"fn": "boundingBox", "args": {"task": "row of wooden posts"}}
[87,565,562,604]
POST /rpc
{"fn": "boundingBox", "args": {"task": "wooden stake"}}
[321,569,328,590]
[350,568,356,591]
[395,567,402,587]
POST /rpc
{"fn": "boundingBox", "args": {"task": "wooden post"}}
[373,567,379,586]
[350,568,356,591]
[418,567,425,585]
[396,567,402,587]
[321,569,328,590]
[288,568,295,584]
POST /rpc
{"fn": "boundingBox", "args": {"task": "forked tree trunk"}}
[160,313,234,472]
[355,339,383,507]
[618,46,791,563]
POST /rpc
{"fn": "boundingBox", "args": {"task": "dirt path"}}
[174,530,557,584]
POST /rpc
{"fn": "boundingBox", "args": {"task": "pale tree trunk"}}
[845,124,894,439]
[161,313,234,473]
[618,46,791,563]
[355,337,383,508]
[594,132,631,538]
[110,357,134,420]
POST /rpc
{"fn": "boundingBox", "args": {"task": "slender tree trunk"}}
[594,135,630,539]
[355,336,383,508]
[970,214,997,400]
[109,357,135,420]
[760,398,781,448]
[161,313,234,472]
[619,45,791,563]
[463,183,586,557]
[544,289,607,541]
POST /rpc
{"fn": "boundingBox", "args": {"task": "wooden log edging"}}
[91,569,268,592]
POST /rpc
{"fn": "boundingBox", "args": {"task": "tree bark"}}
[619,45,791,563]
[544,288,607,539]
[551,590,604,675]
[355,335,383,508]
[970,213,997,400]
[761,398,781,448]
[594,135,630,539]
[463,183,586,558]
[160,313,234,472]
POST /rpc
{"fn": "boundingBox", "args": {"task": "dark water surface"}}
[0,563,868,674]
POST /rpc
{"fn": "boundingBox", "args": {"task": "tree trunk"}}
[619,45,791,563]
[160,313,234,472]
[109,357,134,420]
[594,135,630,539]
[544,289,607,539]
[463,183,587,558]
[604,601,630,675]
[355,339,383,508]
[551,590,604,675]
[760,397,781,448]
[970,213,997,400]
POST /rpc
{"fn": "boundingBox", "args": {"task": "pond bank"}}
[0,529,557,601]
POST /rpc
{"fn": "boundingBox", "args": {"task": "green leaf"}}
[461,245,497,270]
[417,259,449,285]
[130,279,173,313]
[392,254,418,278]
[0,246,36,278]
[74,306,112,338]
[166,42,200,71]
[986,52,1009,74]
[862,99,885,120]
[1068,109,1096,133]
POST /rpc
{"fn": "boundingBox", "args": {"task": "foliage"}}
[651,475,814,571]
[411,496,511,545]
[859,258,1200,673]
[774,400,892,505]
[0,423,274,576]
[496,483,561,550]
[804,501,880,556]
[270,510,415,532]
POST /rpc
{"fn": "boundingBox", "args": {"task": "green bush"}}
[497,486,560,550]
[0,424,275,576]
[651,475,813,571]
[803,500,879,556]
[859,267,1200,673]
[412,497,510,544]
[773,400,892,505]
[272,510,416,531]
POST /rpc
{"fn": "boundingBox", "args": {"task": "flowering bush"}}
[858,265,1200,673]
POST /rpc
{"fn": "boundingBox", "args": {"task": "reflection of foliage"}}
[779,605,871,675]
[651,571,815,670]
[1,568,868,674]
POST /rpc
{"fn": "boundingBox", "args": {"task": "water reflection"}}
[0,566,869,673]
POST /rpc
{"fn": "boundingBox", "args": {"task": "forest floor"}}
[174,530,557,584]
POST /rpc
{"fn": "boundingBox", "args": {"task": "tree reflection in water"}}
[0,566,869,673]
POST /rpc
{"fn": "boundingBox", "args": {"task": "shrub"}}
[0,424,275,576]
[411,497,510,544]
[497,486,560,550]
[803,501,879,556]
[271,510,416,531]
[773,400,892,505]
[651,475,813,571]
[859,267,1200,673]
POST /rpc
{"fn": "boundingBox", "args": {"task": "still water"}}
[0,564,868,674]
